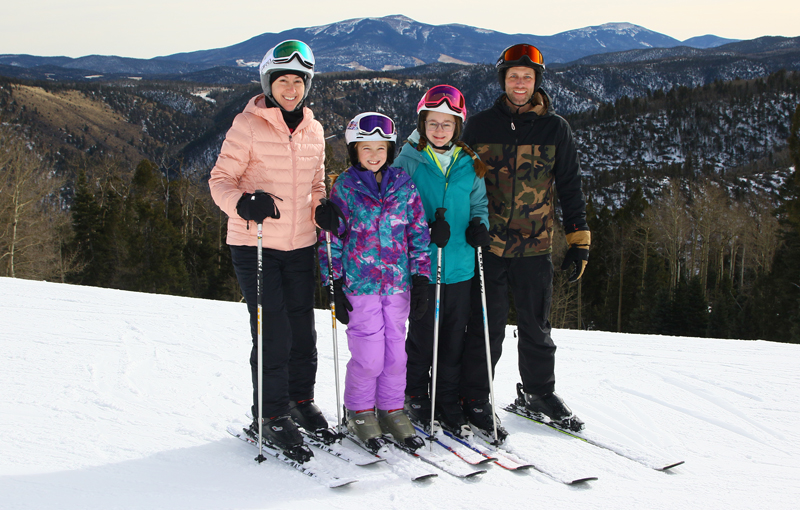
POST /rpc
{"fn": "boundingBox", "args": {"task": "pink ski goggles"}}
[419,85,467,115]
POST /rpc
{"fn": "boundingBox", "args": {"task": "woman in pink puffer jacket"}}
[209,40,328,457]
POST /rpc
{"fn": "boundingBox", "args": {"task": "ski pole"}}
[476,242,499,444]
[324,229,343,436]
[255,189,266,463]
[429,208,446,450]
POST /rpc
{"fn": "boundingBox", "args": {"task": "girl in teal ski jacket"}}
[393,84,489,437]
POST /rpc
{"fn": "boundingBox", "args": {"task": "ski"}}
[391,433,487,478]
[465,427,598,485]
[412,425,495,465]
[504,402,685,472]
[227,425,357,488]
[300,430,386,466]
[343,432,439,482]
[441,430,534,471]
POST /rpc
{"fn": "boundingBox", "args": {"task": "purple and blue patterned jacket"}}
[318,165,431,295]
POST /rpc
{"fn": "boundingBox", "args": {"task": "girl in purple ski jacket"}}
[316,112,430,450]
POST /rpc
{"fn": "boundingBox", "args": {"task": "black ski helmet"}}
[496,43,545,95]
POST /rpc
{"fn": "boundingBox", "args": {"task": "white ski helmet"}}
[344,112,397,167]
[259,40,315,102]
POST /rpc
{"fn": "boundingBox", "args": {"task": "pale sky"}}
[3,0,798,59]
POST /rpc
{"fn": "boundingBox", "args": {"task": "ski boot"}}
[247,414,313,462]
[404,395,442,437]
[288,399,340,444]
[463,398,508,444]
[377,409,425,451]
[345,408,387,453]
[404,395,432,425]
[515,383,585,432]
[434,401,473,439]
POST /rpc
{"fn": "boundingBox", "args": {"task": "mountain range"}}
[0,15,742,80]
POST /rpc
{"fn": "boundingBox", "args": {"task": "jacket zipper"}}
[289,131,297,244]
[505,124,520,256]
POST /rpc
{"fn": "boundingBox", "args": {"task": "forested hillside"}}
[1,65,798,342]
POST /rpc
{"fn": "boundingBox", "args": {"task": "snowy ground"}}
[1,276,798,509]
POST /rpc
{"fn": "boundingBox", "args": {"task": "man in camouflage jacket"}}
[459,44,591,436]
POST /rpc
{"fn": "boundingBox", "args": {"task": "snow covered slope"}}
[1,277,798,509]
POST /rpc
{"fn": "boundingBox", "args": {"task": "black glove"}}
[236,191,280,222]
[465,217,491,248]
[561,230,591,283]
[315,198,346,232]
[332,278,353,325]
[429,208,450,248]
[409,275,429,320]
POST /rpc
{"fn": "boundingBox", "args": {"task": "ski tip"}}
[568,476,598,485]
[412,473,438,482]
[354,457,387,466]
[512,464,535,471]
[328,478,358,488]
[464,469,488,478]
[660,460,685,471]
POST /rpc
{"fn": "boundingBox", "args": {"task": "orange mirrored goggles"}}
[500,44,545,67]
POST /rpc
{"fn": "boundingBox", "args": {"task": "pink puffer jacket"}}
[209,94,326,251]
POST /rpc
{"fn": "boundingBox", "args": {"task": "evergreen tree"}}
[125,159,189,295]
[780,103,800,342]
[677,276,709,337]
[69,169,103,285]
[707,278,741,339]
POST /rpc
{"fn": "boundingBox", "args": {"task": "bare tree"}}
[688,179,728,296]
[0,128,67,279]
[748,194,781,276]
[646,179,692,293]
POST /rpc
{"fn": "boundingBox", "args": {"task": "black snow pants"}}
[461,252,556,400]
[406,280,472,405]
[230,244,318,419]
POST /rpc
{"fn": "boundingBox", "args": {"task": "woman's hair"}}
[416,111,487,178]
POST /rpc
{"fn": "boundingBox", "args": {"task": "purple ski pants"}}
[343,292,411,411]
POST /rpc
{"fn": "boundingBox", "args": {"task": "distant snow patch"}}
[235,59,259,68]
[340,61,371,71]
[191,90,216,104]
[438,54,472,65]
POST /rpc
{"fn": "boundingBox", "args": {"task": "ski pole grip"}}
[435,208,447,222]
[470,217,481,227]
[255,189,265,195]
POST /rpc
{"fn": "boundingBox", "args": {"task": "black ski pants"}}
[406,280,471,405]
[230,244,318,419]
[461,252,556,400]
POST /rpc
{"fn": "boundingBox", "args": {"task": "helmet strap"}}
[429,140,454,151]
